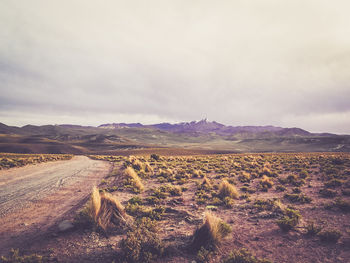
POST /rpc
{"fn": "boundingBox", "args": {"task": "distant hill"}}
[99,119,317,138]
[0,120,349,154]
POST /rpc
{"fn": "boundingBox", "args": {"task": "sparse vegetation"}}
[120,217,164,262]
[0,249,43,263]
[0,153,72,170]
[222,248,272,263]
[5,152,350,262]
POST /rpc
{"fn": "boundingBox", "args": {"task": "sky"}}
[0,0,349,134]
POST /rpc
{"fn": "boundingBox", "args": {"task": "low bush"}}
[260,175,274,189]
[276,208,301,232]
[284,193,312,204]
[0,249,43,263]
[305,221,322,236]
[120,218,164,262]
[222,248,272,263]
[238,172,251,183]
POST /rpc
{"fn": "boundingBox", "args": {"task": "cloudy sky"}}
[0,0,349,133]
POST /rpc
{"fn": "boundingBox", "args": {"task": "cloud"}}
[0,0,349,133]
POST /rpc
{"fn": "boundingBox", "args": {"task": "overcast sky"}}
[0,0,349,133]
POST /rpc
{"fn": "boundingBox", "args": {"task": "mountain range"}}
[98,119,324,137]
[0,120,349,154]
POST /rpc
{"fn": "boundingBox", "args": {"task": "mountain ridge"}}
[0,121,349,154]
[98,119,326,137]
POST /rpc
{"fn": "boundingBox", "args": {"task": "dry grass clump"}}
[260,175,274,189]
[124,166,144,192]
[218,179,239,199]
[193,169,205,178]
[190,212,231,252]
[200,176,212,190]
[87,187,132,232]
[144,161,154,173]
[238,171,251,183]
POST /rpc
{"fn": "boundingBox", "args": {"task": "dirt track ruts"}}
[0,155,112,255]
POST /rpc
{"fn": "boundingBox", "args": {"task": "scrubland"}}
[2,153,350,262]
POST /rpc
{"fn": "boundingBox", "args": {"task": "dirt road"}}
[0,156,112,255]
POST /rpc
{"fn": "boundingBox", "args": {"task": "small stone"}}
[58,220,74,232]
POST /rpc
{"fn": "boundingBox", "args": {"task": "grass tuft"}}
[87,187,132,232]
[124,166,144,192]
[189,212,231,252]
[218,179,239,199]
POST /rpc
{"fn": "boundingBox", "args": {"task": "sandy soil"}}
[0,156,112,256]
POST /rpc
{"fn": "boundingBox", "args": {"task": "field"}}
[4,152,348,263]
[0,153,73,170]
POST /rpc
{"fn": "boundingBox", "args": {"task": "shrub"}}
[189,212,231,252]
[150,154,160,161]
[0,249,43,263]
[200,176,213,190]
[238,172,251,183]
[132,159,144,171]
[292,187,301,194]
[196,247,214,263]
[223,197,235,208]
[218,180,239,200]
[276,208,301,232]
[193,169,205,178]
[260,166,273,177]
[253,199,284,213]
[318,229,342,243]
[284,193,312,204]
[305,221,322,236]
[120,218,164,262]
[222,248,272,263]
[276,185,286,192]
[299,170,309,179]
[260,175,274,189]
[286,174,305,186]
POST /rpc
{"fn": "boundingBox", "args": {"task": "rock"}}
[58,220,74,232]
